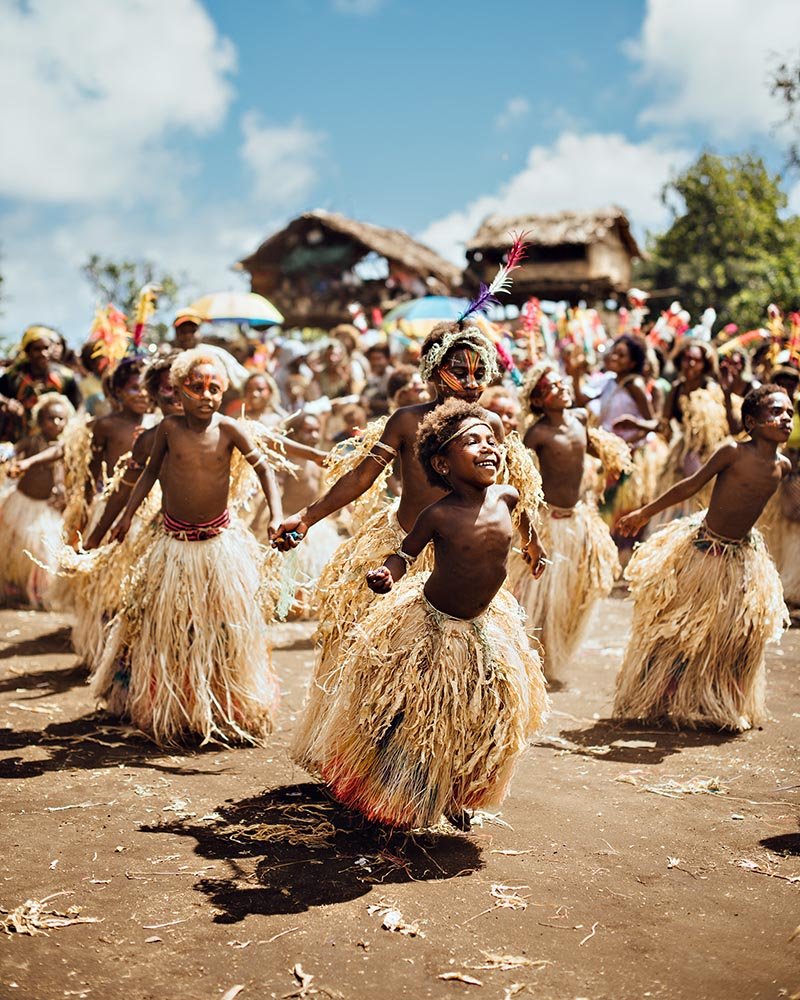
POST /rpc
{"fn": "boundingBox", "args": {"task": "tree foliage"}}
[771,55,800,172]
[636,152,800,330]
[82,255,183,321]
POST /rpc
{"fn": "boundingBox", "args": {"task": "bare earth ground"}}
[0,599,798,1000]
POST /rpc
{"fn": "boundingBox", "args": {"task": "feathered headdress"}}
[88,305,130,365]
[457,232,528,324]
[132,284,161,349]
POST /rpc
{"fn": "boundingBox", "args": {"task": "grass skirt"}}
[614,513,788,731]
[301,574,549,829]
[0,489,62,608]
[761,494,800,607]
[91,518,279,746]
[295,502,435,763]
[508,501,620,680]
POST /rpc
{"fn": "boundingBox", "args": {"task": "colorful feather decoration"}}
[132,283,161,349]
[458,231,528,323]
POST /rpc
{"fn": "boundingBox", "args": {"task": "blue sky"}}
[1,0,798,343]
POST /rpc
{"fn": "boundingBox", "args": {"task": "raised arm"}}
[366,503,437,593]
[617,442,736,535]
[109,422,168,542]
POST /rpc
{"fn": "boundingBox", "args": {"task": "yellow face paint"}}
[182,370,224,401]
[438,348,487,393]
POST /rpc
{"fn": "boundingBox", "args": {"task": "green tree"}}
[771,55,800,171]
[82,256,185,341]
[636,152,800,330]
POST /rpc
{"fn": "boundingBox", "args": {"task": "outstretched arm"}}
[366,504,436,593]
[109,423,168,542]
[273,413,403,548]
[268,434,327,467]
[618,442,736,535]
[85,432,152,548]
[229,421,284,536]
[9,440,65,476]
[517,507,548,579]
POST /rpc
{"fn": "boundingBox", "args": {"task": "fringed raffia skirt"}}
[761,486,800,607]
[61,498,157,671]
[508,501,620,680]
[91,516,279,746]
[294,502,435,766]
[614,514,788,731]
[0,489,63,608]
[298,574,549,829]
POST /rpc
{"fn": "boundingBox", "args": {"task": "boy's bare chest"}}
[170,428,228,468]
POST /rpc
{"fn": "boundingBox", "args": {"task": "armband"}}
[394,548,416,568]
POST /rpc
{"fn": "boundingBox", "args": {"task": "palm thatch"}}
[237,211,461,327]
[467,207,641,259]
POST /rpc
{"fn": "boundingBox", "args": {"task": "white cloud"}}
[240,112,326,206]
[0,107,328,342]
[419,131,692,264]
[495,97,530,131]
[626,0,800,139]
[0,0,236,205]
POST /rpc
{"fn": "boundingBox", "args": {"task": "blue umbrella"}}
[382,296,471,338]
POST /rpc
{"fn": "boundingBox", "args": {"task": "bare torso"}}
[91,412,145,481]
[524,409,587,509]
[159,414,235,522]
[705,440,789,539]
[423,484,516,619]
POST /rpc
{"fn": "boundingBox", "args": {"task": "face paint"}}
[438,348,487,393]
[182,371,224,401]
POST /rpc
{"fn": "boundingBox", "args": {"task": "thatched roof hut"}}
[237,210,462,328]
[465,208,642,305]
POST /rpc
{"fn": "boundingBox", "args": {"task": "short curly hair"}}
[143,351,180,401]
[416,398,492,491]
[741,383,788,431]
[108,357,147,400]
[170,348,229,391]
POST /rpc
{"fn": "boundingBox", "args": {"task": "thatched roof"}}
[467,207,641,259]
[238,210,461,291]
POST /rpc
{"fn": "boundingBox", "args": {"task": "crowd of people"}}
[0,277,799,831]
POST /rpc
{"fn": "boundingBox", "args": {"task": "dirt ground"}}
[0,599,798,1000]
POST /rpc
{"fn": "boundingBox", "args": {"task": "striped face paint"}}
[181,367,225,401]
[437,348,488,394]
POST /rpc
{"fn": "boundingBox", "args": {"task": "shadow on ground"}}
[142,781,483,923]
[552,718,741,765]
[0,625,74,662]
[0,716,226,779]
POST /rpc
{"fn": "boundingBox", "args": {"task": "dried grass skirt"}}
[294,502,435,766]
[614,514,788,731]
[0,489,62,608]
[91,518,279,746]
[300,574,549,829]
[508,501,620,680]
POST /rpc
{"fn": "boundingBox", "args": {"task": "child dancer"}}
[275,322,545,771]
[92,349,283,746]
[302,399,549,830]
[508,363,627,681]
[0,394,74,607]
[252,411,341,617]
[614,385,792,731]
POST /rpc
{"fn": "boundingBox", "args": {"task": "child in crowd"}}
[481,385,520,435]
[614,385,792,731]
[0,394,74,607]
[91,349,284,746]
[508,363,628,681]
[241,371,285,428]
[300,399,549,830]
